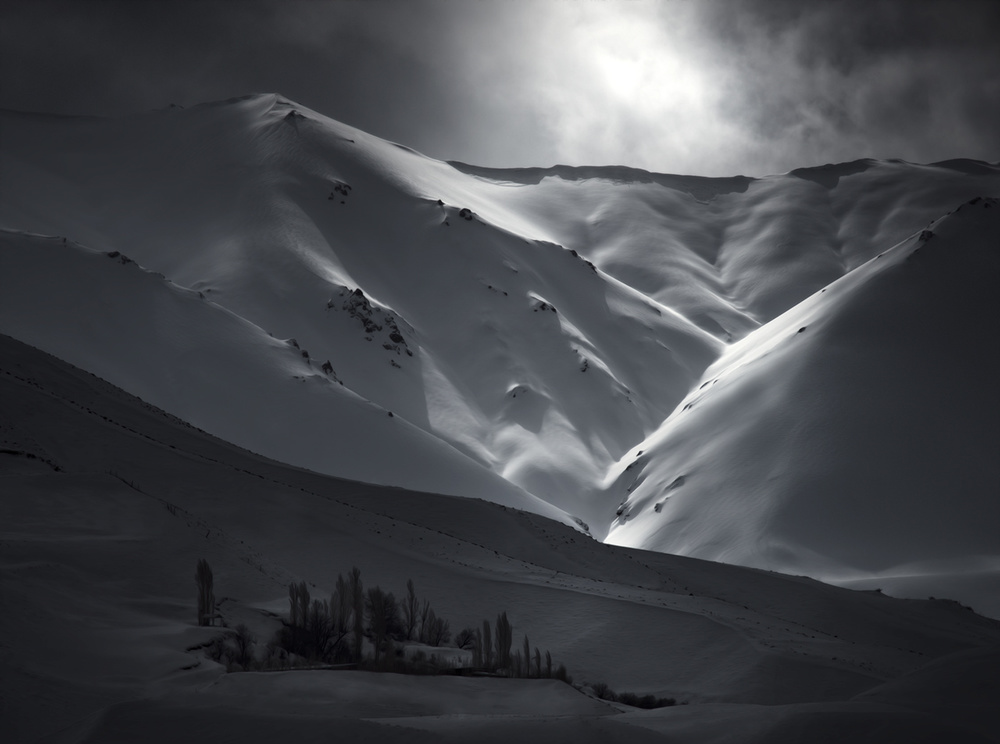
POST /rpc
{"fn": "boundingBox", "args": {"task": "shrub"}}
[587,681,675,708]
[590,681,614,701]
[231,623,256,669]
[455,627,477,650]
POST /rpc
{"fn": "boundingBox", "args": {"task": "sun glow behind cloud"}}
[444,0,751,175]
[442,0,999,176]
[543,3,727,167]
[1,0,996,177]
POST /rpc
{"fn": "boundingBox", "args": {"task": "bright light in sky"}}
[450,1,747,174]
[508,2,746,174]
[1,0,997,176]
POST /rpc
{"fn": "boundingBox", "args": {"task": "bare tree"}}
[348,567,364,661]
[402,578,419,641]
[382,591,403,641]
[481,619,493,670]
[418,599,432,643]
[455,627,477,650]
[425,609,451,646]
[494,612,512,674]
[296,582,310,629]
[288,584,297,627]
[231,623,255,668]
[365,586,390,662]
[330,574,353,660]
[196,558,215,626]
[308,599,332,660]
[471,628,483,668]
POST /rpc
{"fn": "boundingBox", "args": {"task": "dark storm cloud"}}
[2,0,998,176]
[695,0,1000,172]
[0,0,558,167]
[0,2,453,139]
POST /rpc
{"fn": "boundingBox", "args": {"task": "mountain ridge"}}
[1,93,998,611]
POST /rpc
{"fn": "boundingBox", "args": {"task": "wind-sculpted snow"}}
[4,95,1000,741]
[0,94,724,529]
[1,94,998,581]
[0,230,572,526]
[447,156,1000,340]
[606,198,1000,617]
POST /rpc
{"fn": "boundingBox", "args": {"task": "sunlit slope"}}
[1,95,997,532]
[0,230,570,523]
[449,157,1000,340]
[0,95,724,527]
[606,198,1000,614]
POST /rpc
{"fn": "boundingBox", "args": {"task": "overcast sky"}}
[2,0,998,176]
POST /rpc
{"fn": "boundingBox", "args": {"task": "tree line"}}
[195,559,569,679]
[194,559,676,706]
[279,571,453,666]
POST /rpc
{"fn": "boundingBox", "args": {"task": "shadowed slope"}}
[3,333,1000,743]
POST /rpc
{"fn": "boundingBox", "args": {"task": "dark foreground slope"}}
[2,335,999,743]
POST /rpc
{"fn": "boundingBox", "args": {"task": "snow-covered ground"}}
[2,334,998,742]
[0,228,571,526]
[1,95,729,529]
[1,93,999,735]
[2,95,996,539]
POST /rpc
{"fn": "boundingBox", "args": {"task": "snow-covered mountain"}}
[604,198,1000,616]
[1,93,998,612]
[0,229,571,526]
[0,94,725,528]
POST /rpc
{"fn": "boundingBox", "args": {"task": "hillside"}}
[0,228,570,525]
[605,197,1000,618]
[2,334,999,742]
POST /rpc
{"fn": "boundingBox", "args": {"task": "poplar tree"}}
[494,611,512,674]
[348,567,364,661]
[481,619,493,670]
[403,579,419,641]
[196,558,215,626]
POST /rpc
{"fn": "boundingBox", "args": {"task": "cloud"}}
[696,0,1000,172]
[2,0,997,176]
